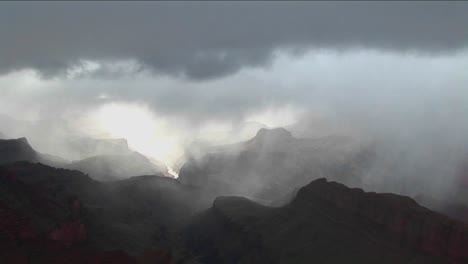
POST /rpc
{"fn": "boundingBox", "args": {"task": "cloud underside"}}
[0,1,467,80]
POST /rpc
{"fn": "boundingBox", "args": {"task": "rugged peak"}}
[17,137,29,144]
[297,178,420,209]
[0,137,38,165]
[239,127,295,152]
[293,178,468,261]
[0,137,31,145]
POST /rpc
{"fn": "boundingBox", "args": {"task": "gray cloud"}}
[0,1,467,80]
[1,1,468,211]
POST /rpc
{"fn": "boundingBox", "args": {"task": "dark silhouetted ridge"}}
[184,178,468,264]
[0,138,39,165]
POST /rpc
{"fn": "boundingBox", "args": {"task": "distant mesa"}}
[66,137,130,159]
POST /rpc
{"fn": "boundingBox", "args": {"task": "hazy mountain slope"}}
[64,136,170,177]
[65,137,131,159]
[184,178,468,264]
[68,152,166,181]
[179,127,373,202]
[0,136,169,181]
[0,137,68,168]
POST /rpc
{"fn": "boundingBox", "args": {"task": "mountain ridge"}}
[184,178,468,264]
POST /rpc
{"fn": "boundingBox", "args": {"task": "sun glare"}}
[90,103,181,168]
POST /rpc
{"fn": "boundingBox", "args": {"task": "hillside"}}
[68,152,166,181]
[184,178,468,264]
[0,161,214,262]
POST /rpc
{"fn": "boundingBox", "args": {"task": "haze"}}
[1,1,468,196]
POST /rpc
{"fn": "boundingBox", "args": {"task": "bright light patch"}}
[89,102,182,168]
[166,163,179,178]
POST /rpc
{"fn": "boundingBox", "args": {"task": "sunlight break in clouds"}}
[88,102,181,165]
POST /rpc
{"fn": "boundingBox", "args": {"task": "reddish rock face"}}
[0,202,38,244]
[0,200,136,264]
[48,221,87,246]
[47,196,87,246]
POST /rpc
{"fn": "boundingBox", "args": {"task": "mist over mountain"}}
[0,136,168,181]
[68,152,165,181]
[0,137,68,167]
[179,127,372,203]
[1,130,468,263]
[66,137,130,159]
[1,1,468,263]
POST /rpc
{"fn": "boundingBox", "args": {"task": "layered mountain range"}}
[0,127,467,263]
[0,137,166,181]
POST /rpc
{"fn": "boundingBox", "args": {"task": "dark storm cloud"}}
[0,1,467,80]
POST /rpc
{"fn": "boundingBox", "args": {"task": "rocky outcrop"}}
[295,178,468,263]
[0,138,39,165]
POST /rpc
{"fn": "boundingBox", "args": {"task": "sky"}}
[1,1,468,177]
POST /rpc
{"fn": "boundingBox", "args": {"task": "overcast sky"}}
[1,1,468,171]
